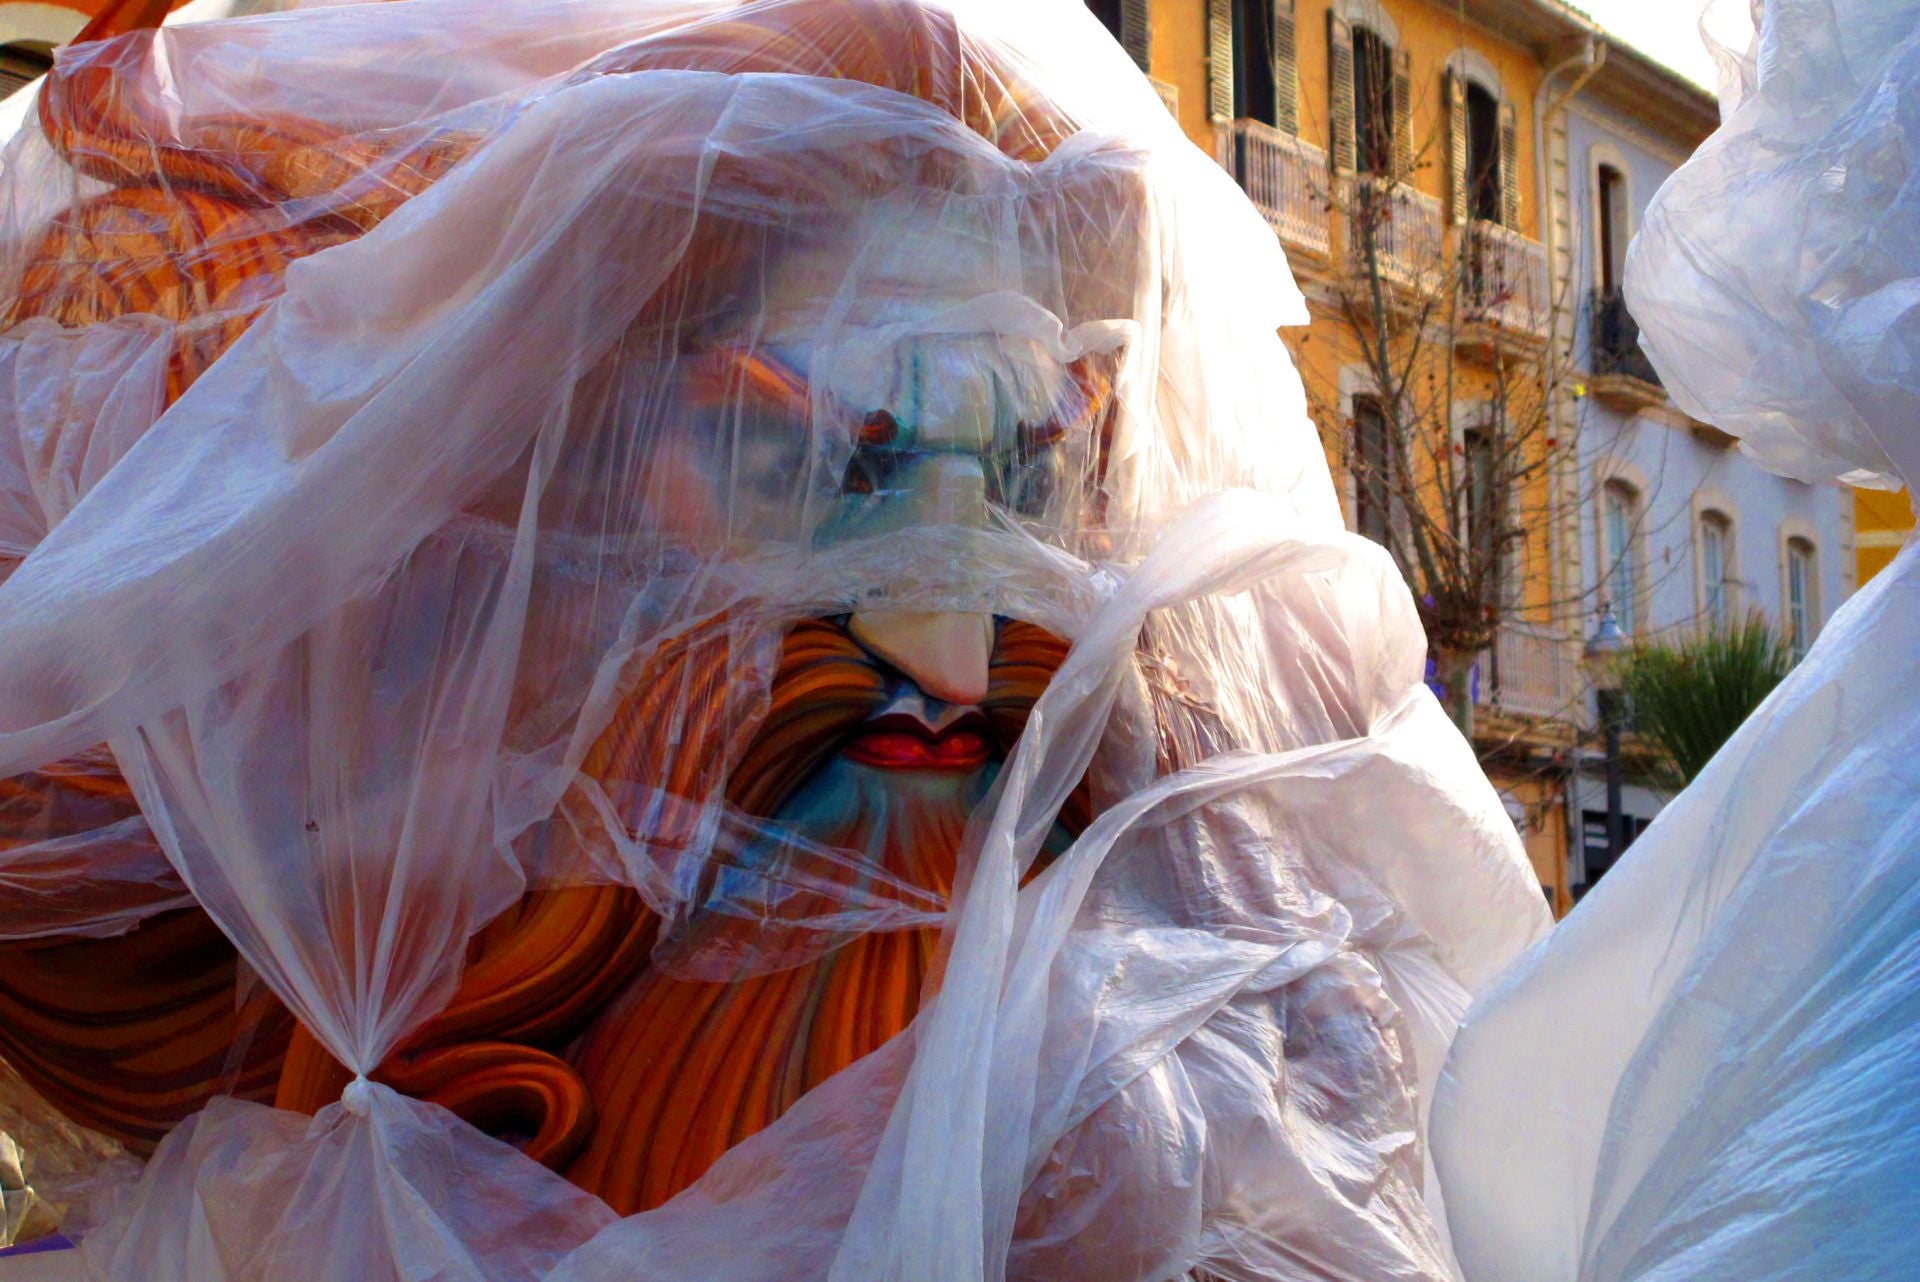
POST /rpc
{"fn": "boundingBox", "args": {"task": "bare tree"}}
[1282,82,1590,742]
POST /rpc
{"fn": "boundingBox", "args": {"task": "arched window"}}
[1596,162,1629,295]
[1463,424,1502,606]
[1602,481,1641,634]
[1352,393,1393,546]
[1088,0,1151,73]
[1465,82,1502,223]
[1786,536,1817,658]
[1699,510,1732,627]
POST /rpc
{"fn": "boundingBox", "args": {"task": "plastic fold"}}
[0,1,1548,1278]
[1435,3,1920,1279]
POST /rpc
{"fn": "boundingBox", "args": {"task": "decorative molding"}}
[1567,98,1696,169]
[1777,515,1822,643]
[1443,47,1502,98]
[1689,486,1740,620]
[1593,461,1651,633]
[1333,0,1398,45]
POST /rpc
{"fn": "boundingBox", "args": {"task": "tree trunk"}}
[1435,646,1477,741]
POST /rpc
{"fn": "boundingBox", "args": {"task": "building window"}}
[1579,808,1653,894]
[0,44,52,100]
[1603,481,1640,634]
[1597,163,1629,295]
[1787,536,1816,658]
[1353,25,1394,175]
[1352,394,1393,546]
[1699,511,1731,627]
[1229,0,1277,124]
[1092,0,1152,73]
[1463,425,1501,606]
[1465,82,1502,223]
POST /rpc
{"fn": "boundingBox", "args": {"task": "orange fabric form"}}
[0,1,1549,1279]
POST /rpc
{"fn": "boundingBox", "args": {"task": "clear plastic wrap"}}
[0,1,1550,1277]
[1434,3,1920,1279]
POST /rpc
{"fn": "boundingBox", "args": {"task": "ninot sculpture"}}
[0,1,1548,1277]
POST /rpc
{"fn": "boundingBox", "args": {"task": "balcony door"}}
[1466,83,1502,224]
[1597,163,1629,294]
[1231,0,1279,126]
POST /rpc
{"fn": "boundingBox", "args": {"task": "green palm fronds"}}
[1617,612,1796,787]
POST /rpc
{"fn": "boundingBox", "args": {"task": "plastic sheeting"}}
[0,0,1551,1278]
[1434,3,1920,1279]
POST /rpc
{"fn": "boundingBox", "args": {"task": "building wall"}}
[1566,98,1854,645]
[1157,0,1571,622]
[1563,92,1853,898]
[0,2,88,46]
[1855,485,1912,586]
[0,0,257,51]
[1146,0,1590,911]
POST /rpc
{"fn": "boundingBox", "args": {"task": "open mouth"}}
[843,710,994,771]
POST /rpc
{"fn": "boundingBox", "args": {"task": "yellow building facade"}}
[1855,488,1912,585]
[1103,0,1607,911]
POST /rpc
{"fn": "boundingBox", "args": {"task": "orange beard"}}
[272,614,1081,1216]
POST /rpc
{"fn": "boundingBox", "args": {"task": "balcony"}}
[1338,174,1446,294]
[1478,624,1578,723]
[1457,221,1550,356]
[1589,289,1665,411]
[1214,119,1332,264]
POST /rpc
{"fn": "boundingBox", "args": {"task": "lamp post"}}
[1584,604,1628,873]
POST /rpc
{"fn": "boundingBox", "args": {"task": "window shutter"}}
[1271,0,1298,135]
[1121,0,1152,74]
[1446,70,1469,223]
[1500,99,1520,228]
[1328,12,1355,171]
[1392,47,1413,181]
[1207,0,1233,122]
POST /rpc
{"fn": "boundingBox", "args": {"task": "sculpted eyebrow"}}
[690,347,812,419]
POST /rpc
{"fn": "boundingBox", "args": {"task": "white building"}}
[1560,41,1855,897]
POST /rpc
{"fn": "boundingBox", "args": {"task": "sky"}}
[1574,0,1723,91]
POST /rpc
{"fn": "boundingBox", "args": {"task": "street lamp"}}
[1584,603,1628,875]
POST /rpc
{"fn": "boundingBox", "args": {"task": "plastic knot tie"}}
[341,1075,376,1118]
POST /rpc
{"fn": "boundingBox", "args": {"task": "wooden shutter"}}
[1500,99,1520,228]
[1392,47,1413,181]
[1328,12,1355,172]
[1208,0,1233,122]
[1121,0,1152,74]
[1446,70,1469,223]
[1271,0,1298,135]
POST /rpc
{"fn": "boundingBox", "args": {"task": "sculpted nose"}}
[848,610,993,706]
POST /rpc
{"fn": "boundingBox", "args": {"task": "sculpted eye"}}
[841,444,901,496]
[842,410,902,496]
[987,418,1064,516]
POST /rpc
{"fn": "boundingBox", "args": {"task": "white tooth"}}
[848,610,992,706]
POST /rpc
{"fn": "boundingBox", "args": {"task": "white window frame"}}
[1587,142,1634,298]
[1782,530,1819,658]
[1691,493,1738,628]
[1598,475,1646,635]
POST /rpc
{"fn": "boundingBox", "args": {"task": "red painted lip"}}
[844,712,993,771]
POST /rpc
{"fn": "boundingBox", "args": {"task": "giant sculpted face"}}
[0,0,1131,1218]
[0,4,1531,1276]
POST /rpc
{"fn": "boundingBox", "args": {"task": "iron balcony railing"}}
[1591,288,1662,385]
[1213,119,1333,260]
